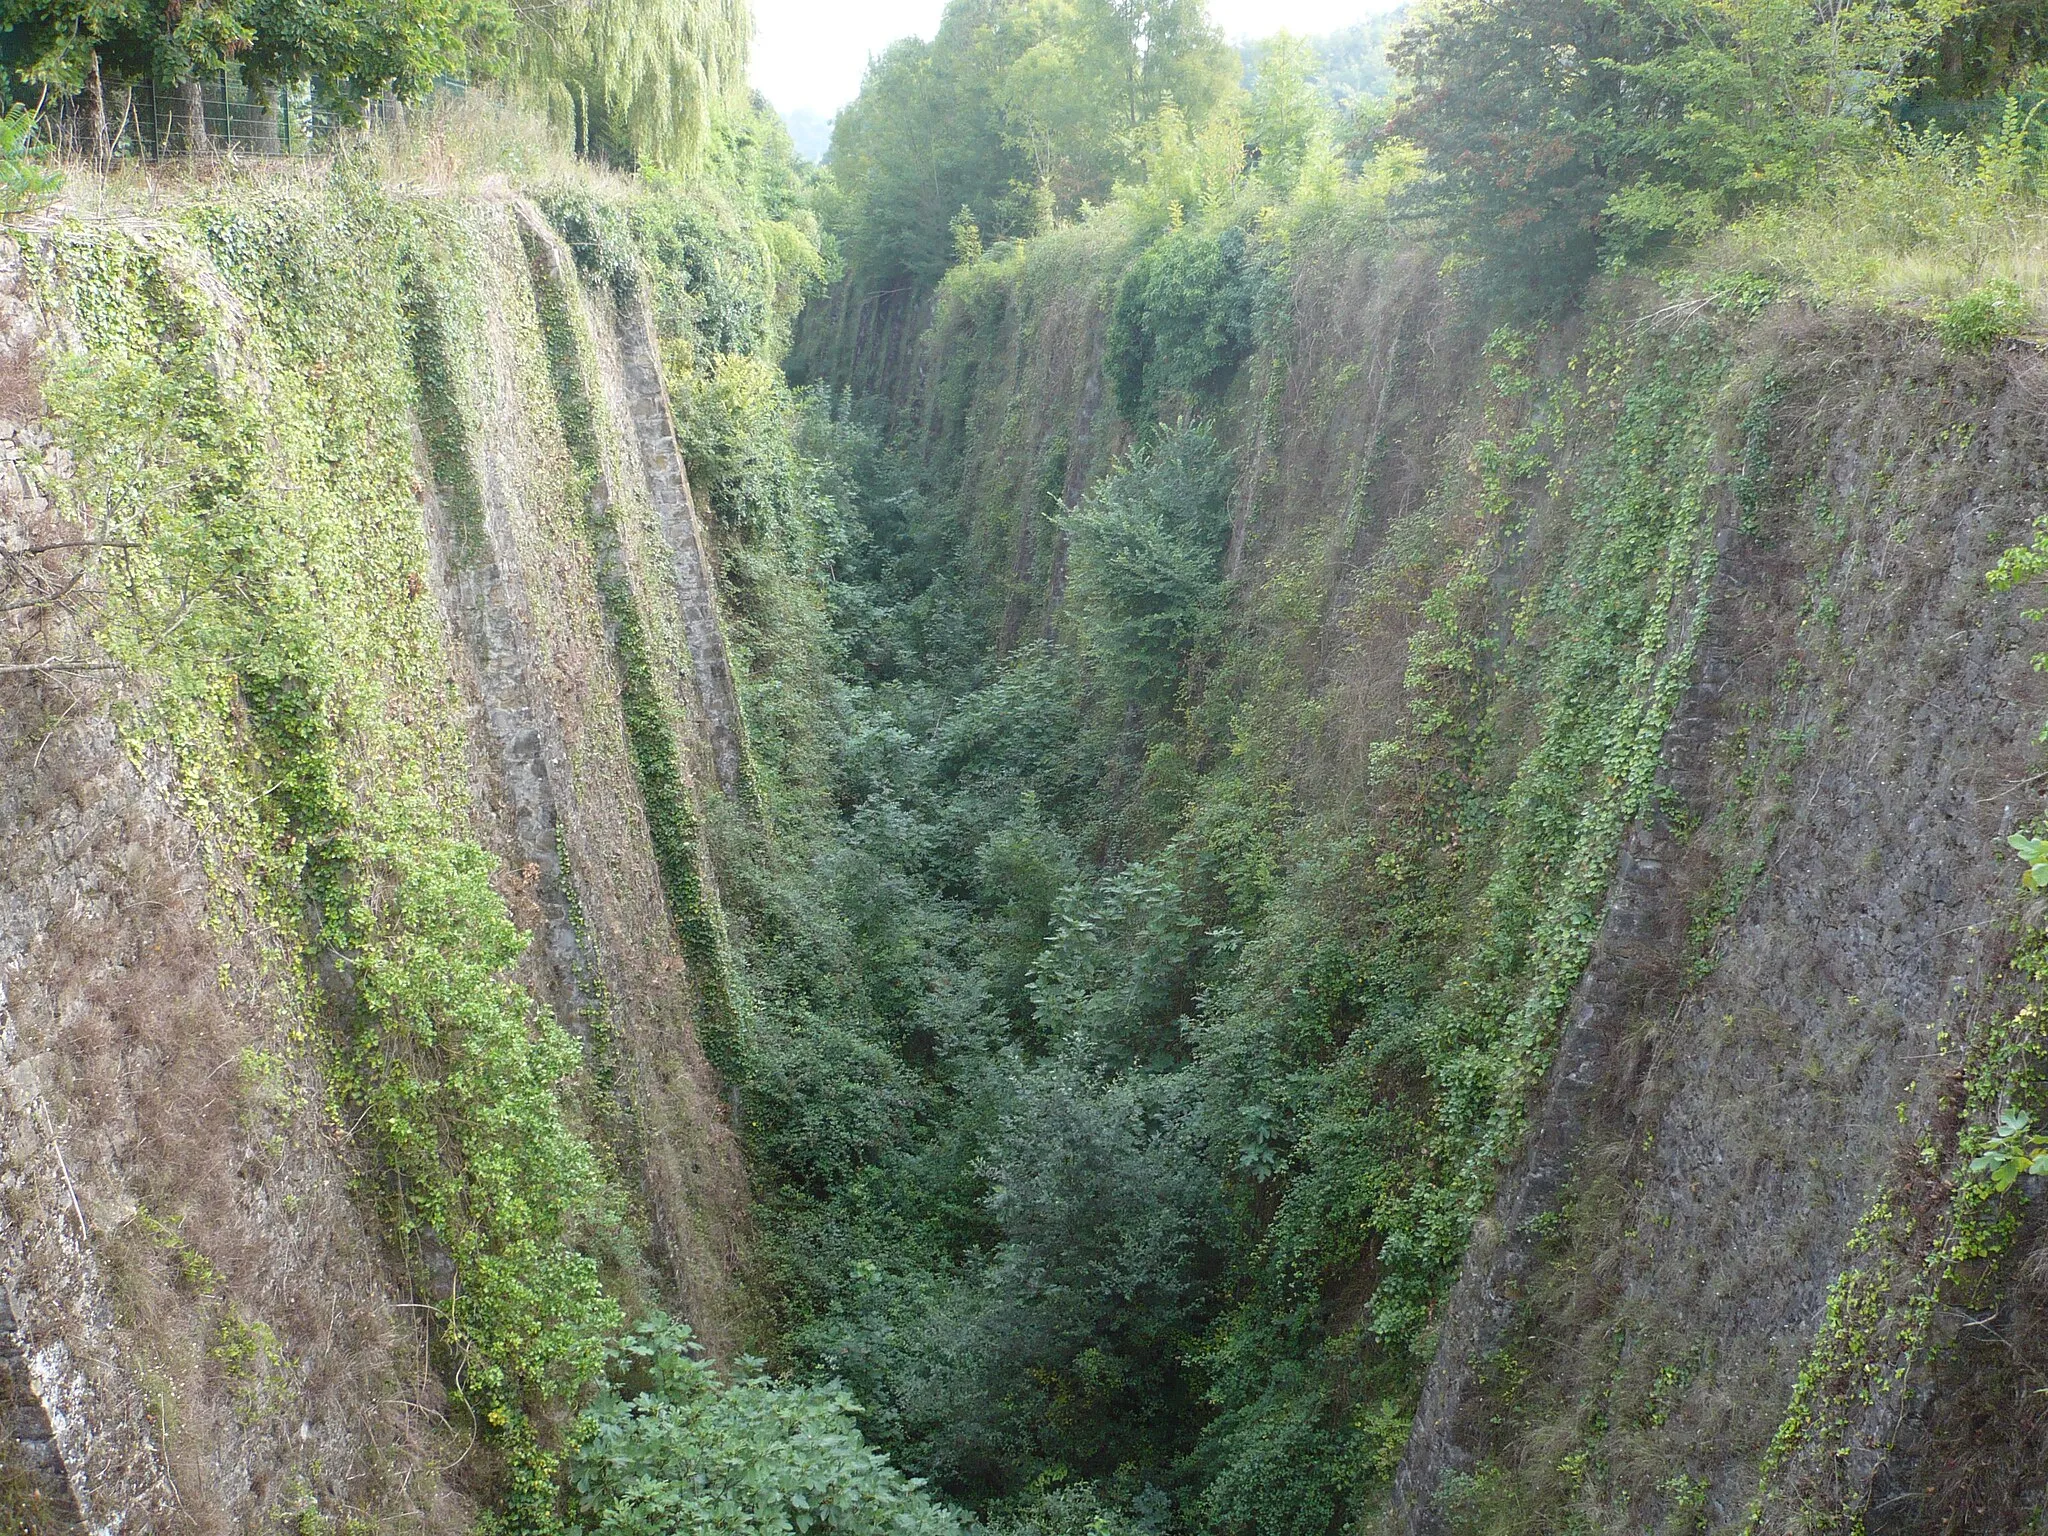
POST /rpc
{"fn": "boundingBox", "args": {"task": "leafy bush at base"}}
[567,1317,962,1536]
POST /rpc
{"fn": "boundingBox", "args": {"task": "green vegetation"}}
[1059,422,1233,704]
[791,0,2046,339]
[0,102,58,215]
[817,0,1237,290]
[1936,274,2035,346]
[1106,228,1257,421]
[0,0,508,112]
[1242,17,1404,110]
[28,0,2048,1530]
[2011,832,2048,887]
[567,1317,960,1536]
[698,209,1732,1534]
[747,2,2048,1530]
[515,0,752,167]
[1968,1108,2048,1190]
[1700,91,2045,317]
[4,0,760,177]
[1389,0,2046,299]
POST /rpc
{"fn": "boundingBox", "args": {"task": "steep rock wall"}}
[0,172,754,1531]
[2,225,478,1532]
[842,222,2048,1532]
[1394,321,2048,1532]
[1392,319,2048,1536]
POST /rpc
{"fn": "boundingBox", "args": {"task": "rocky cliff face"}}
[1393,315,2048,1534]
[814,224,2048,1532]
[0,177,753,1532]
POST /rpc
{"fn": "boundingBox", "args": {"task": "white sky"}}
[752,0,1402,122]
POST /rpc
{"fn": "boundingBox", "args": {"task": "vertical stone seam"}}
[612,277,753,807]
[1390,513,1735,1534]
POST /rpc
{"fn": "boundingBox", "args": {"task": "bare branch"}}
[0,658,118,675]
[2,566,98,610]
[9,539,136,554]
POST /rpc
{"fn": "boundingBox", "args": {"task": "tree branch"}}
[0,658,118,675]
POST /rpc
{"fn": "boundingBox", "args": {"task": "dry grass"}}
[1704,135,2048,325]
[40,87,607,222]
[369,89,625,196]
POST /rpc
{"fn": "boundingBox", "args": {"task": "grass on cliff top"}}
[1688,108,2048,333]
[34,90,616,222]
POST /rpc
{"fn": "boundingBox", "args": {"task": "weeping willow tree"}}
[519,0,751,169]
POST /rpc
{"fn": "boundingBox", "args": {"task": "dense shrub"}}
[1060,421,1235,706]
[1389,0,2034,299]
[1106,226,1258,422]
[1935,276,2033,349]
[568,1317,961,1536]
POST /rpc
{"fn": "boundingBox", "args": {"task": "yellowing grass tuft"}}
[1702,124,2048,330]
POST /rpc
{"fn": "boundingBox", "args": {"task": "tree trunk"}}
[167,77,209,155]
[80,53,108,167]
[246,88,283,155]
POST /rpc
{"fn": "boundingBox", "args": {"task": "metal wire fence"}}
[43,69,443,162]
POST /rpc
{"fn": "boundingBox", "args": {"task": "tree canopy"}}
[514,0,752,167]
[1388,0,2046,300]
[0,0,754,169]
[0,0,509,101]
[820,0,1236,290]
